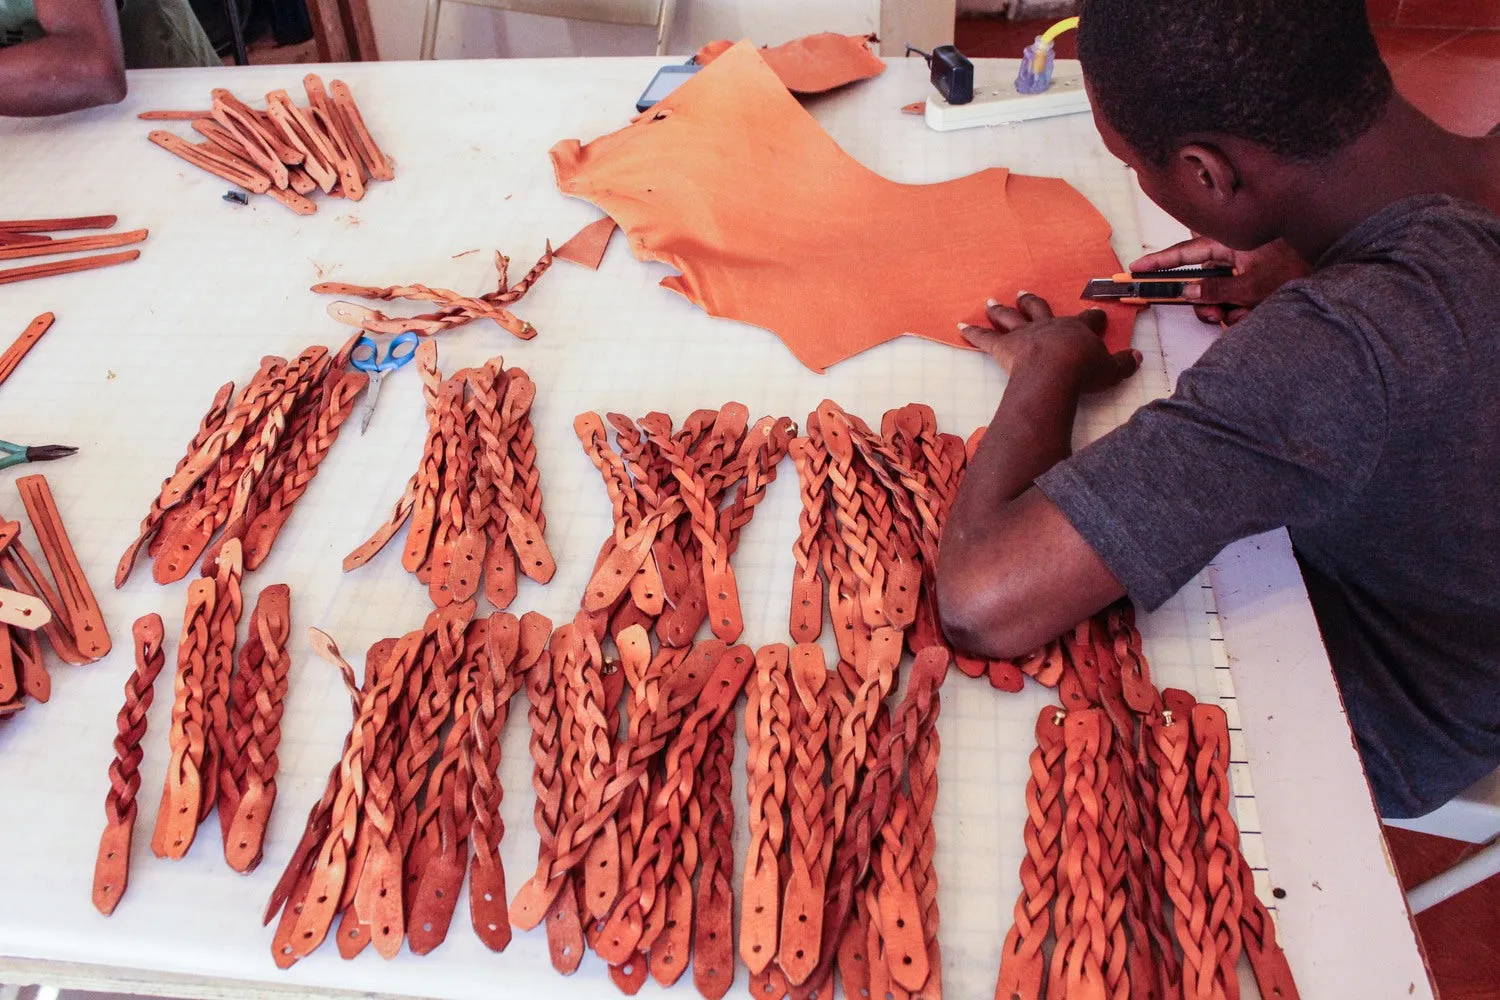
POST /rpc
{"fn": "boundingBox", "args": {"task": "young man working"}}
[937,0,1500,819]
[0,0,219,116]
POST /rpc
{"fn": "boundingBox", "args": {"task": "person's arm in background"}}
[0,0,125,116]
[936,293,1140,658]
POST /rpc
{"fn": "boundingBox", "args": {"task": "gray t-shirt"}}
[1039,194,1500,818]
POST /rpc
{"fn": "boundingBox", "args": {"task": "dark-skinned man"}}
[937,0,1500,819]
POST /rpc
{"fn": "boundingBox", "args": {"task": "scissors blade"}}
[359,373,385,435]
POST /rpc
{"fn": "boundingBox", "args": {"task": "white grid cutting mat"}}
[0,58,1275,999]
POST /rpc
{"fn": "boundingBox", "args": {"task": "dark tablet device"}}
[637,62,701,112]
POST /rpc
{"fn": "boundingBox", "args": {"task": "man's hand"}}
[1131,236,1309,326]
[959,292,1142,392]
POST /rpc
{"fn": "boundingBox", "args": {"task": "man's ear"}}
[1175,143,1240,203]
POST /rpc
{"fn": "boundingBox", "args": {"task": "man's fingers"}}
[960,324,1006,354]
[1016,291,1054,322]
[1183,276,1254,305]
[1130,236,1232,272]
[1111,348,1143,381]
[1077,308,1108,335]
[1193,303,1228,325]
[984,299,1028,332]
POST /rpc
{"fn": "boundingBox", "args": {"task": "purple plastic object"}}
[1015,40,1055,94]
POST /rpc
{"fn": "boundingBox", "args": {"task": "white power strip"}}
[924,57,1091,132]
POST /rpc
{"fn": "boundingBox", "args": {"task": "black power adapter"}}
[906,43,975,105]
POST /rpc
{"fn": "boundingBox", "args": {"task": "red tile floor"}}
[958,13,1500,997]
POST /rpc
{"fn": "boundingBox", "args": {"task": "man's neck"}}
[1276,97,1496,262]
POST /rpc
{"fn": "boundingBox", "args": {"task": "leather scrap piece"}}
[555,216,618,270]
[694,33,887,94]
[552,41,1135,373]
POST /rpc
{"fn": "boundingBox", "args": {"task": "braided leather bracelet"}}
[1147,696,1219,1000]
[778,643,832,984]
[1191,704,1244,1000]
[93,613,166,915]
[994,708,1067,1000]
[693,702,737,1000]
[465,613,523,951]
[199,540,245,823]
[742,642,793,974]
[152,577,216,859]
[117,382,234,587]
[595,644,753,965]
[1049,709,1113,1000]
[223,583,290,873]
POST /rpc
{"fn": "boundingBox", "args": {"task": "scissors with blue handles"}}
[350,331,419,435]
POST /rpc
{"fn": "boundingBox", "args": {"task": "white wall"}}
[377,0,884,63]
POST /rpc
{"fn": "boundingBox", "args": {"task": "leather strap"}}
[15,474,110,660]
[788,437,828,643]
[198,540,245,823]
[779,642,831,984]
[594,643,753,965]
[995,708,1067,1000]
[1191,704,1244,1000]
[468,613,522,951]
[152,577,216,860]
[223,583,291,873]
[742,643,793,973]
[693,703,737,999]
[1147,693,1220,1000]
[115,380,232,585]
[93,613,166,915]
[316,245,550,339]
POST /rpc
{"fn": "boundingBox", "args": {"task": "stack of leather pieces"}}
[0,474,111,718]
[141,74,392,215]
[147,542,294,874]
[569,403,795,652]
[265,607,548,965]
[993,606,1302,1000]
[115,337,368,588]
[0,216,144,287]
[343,340,555,609]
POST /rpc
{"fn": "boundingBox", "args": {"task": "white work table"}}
[0,57,1430,999]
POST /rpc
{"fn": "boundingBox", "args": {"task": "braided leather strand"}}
[995,708,1067,1000]
[742,643,793,974]
[1148,704,1219,1000]
[116,382,234,587]
[225,583,291,873]
[1191,704,1244,1000]
[93,614,167,914]
[152,578,216,859]
[199,539,245,822]
[693,705,737,999]
[779,643,832,985]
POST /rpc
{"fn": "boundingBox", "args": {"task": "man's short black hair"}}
[1078,0,1393,165]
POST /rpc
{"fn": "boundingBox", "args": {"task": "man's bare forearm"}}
[0,34,125,116]
[947,345,1088,538]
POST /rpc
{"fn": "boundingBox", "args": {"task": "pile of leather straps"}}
[995,607,1301,1000]
[343,341,554,608]
[0,474,111,717]
[0,215,145,287]
[115,337,368,589]
[92,542,296,913]
[265,604,550,964]
[488,404,797,994]
[142,75,392,216]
